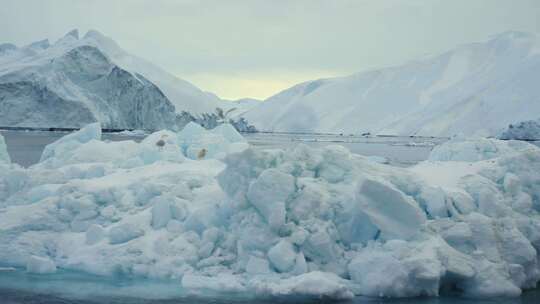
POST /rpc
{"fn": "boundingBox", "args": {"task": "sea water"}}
[0,269,539,304]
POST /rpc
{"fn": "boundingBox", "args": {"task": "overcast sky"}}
[1,0,540,99]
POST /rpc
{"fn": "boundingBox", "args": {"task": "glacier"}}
[0,29,224,130]
[243,31,540,137]
[499,119,540,141]
[1,124,540,300]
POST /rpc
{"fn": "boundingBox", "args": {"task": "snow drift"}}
[1,124,540,300]
[0,29,222,129]
[243,31,540,137]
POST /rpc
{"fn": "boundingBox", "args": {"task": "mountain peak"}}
[27,39,50,50]
[488,31,539,46]
[492,31,536,40]
[65,29,79,40]
[54,29,79,46]
[83,29,106,40]
[81,29,124,58]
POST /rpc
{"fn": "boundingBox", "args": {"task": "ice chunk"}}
[247,169,294,229]
[304,231,335,263]
[349,250,408,297]
[177,122,248,160]
[429,137,536,162]
[253,271,354,300]
[40,123,101,162]
[503,173,521,196]
[140,130,184,164]
[418,186,448,219]
[177,122,206,147]
[26,256,57,274]
[85,224,105,245]
[462,260,522,297]
[211,123,245,143]
[246,256,272,275]
[185,133,229,160]
[355,179,426,240]
[336,199,379,245]
[166,220,183,233]
[291,252,308,275]
[170,198,188,221]
[317,145,352,183]
[109,223,145,244]
[181,273,246,293]
[0,133,10,164]
[198,227,220,258]
[267,240,296,273]
[348,240,446,298]
[1,135,540,300]
[151,196,172,229]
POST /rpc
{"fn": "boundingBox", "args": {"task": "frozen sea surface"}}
[0,270,539,304]
[0,130,446,167]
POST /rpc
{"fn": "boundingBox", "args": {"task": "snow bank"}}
[1,126,540,299]
[429,137,536,161]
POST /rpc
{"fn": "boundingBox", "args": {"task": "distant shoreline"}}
[0,126,451,140]
[0,126,136,133]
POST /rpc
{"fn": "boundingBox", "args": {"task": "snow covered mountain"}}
[220,98,261,118]
[0,29,221,129]
[243,31,540,137]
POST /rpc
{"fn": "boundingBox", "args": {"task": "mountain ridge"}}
[243,31,540,137]
[0,29,223,130]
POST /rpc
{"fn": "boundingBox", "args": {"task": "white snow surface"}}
[1,124,540,299]
[428,136,537,162]
[243,31,540,137]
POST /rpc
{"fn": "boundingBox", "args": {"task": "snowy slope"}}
[80,30,221,115]
[0,29,220,129]
[219,98,261,119]
[244,32,540,137]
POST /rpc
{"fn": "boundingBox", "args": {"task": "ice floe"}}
[1,124,540,299]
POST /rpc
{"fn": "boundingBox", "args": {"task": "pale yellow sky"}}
[182,70,345,100]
